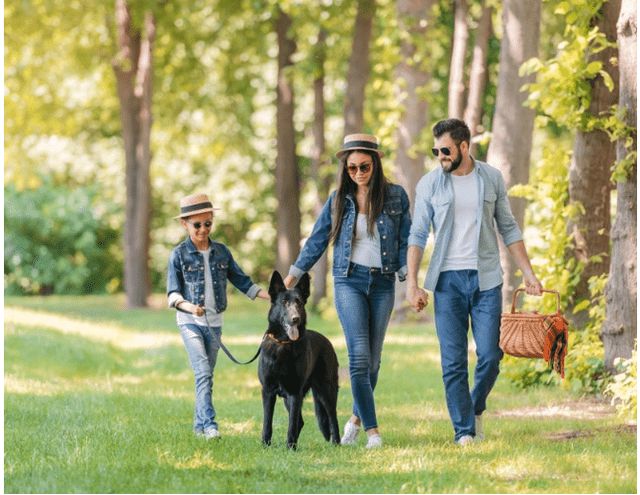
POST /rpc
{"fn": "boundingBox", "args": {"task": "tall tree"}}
[310,28,331,307]
[343,0,377,135]
[112,0,155,308]
[602,0,637,371]
[567,0,621,329]
[486,0,541,304]
[463,1,492,156]
[274,6,301,275]
[395,0,434,208]
[448,0,470,119]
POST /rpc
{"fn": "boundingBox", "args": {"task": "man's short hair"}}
[433,119,471,144]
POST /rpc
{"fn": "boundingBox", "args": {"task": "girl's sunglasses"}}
[346,163,372,175]
[187,220,213,230]
[431,146,452,157]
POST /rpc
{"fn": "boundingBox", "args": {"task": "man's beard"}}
[441,147,462,173]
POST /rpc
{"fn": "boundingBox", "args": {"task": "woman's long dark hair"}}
[329,150,390,243]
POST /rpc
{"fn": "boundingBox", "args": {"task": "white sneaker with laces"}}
[475,415,484,441]
[456,434,474,446]
[204,427,220,440]
[341,421,361,445]
[365,434,383,449]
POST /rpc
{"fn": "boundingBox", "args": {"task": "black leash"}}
[203,309,263,365]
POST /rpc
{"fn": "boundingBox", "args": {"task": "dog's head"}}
[267,271,310,342]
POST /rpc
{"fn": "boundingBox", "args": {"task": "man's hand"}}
[406,286,429,312]
[257,289,270,301]
[283,274,297,289]
[523,273,543,296]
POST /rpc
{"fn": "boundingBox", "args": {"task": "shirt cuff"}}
[168,292,185,309]
[246,284,261,300]
[288,265,305,280]
[397,265,408,282]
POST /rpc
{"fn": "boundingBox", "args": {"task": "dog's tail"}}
[312,389,331,441]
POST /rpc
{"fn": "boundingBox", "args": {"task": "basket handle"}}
[510,288,560,314]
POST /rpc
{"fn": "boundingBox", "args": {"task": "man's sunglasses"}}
[187,220,213,230]
[346,163,372,174]
[431,146,452,157]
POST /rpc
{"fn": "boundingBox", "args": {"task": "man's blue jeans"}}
[433,270,503,441]
[179,324,221,433]
[334,263,396,431]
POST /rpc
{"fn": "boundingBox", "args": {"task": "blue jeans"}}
[179,324,221,433]
[433,270,503,441]
[334,263,395,431]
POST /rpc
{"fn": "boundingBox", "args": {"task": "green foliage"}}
[605,343,638,419]
[4,180,121,295]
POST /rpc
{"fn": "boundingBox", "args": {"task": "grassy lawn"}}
[4,294,637,493]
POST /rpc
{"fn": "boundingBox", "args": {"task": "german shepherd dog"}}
[258,271,340,449]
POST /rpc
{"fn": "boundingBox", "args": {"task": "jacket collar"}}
[185,236,212,254]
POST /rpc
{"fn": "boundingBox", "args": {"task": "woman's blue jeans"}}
[334,263,395,431]
[179,324,221,433]
[433,270,503,441]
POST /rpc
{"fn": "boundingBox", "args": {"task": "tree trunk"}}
[394,0,433,209]
[448,0,469,119]
[463,2,492,156]
[113,0,155,308]
[344,0,376,135]
[568,0,621,329]
[310,29,330,307]
[602,0,637,371]
[486,0,541,306]
[274,7,301,275]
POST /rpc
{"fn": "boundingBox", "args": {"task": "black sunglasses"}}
[346,163,372,174]
[431,146,452,157]
[187,220,213,230]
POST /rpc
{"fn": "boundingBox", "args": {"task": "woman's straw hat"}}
[175,193,219,219]
[335,133,385,159]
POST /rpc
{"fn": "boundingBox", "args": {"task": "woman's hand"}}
[257,289,270,301]
[283,274,297,289]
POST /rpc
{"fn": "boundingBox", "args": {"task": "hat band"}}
[181,201,213,214]
[342,140,379,151]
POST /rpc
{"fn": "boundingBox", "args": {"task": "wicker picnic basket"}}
[499,288,569,377]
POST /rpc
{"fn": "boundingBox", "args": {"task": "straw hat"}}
[174,193,219,219]
[335,133,385,159]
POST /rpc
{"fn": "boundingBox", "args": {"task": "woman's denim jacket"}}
[167,237,260,313]
[289,183,411,281]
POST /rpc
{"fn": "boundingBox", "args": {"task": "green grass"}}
[4,294,637,493]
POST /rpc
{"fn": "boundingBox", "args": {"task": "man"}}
[406,118,542,445]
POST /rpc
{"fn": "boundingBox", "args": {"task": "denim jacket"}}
[408,159,523,291]
[167,237,260,313]
[289,183,411,281]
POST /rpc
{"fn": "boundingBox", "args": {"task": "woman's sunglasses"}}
[431,146,452,157]
[346,163,372,175]
[186,220,213,230]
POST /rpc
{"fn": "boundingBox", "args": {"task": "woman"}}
[167,193,269,439]
[284,134,411,448]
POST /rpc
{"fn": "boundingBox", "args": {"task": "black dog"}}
[258,271,340,449]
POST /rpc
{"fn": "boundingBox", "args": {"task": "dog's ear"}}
[269,270,286,301]
[298,272,311,303]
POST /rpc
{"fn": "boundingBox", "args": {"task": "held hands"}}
[406,286,429,312]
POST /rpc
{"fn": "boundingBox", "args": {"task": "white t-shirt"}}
[441,173,479,271]
[350,213,382,268]
[176,248,223,328]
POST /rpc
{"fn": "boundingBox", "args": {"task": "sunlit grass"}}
[4,294,637,493]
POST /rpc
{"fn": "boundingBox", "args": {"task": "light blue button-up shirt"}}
[408,159,522,291]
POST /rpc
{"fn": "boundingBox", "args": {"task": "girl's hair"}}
[330,150,390,243]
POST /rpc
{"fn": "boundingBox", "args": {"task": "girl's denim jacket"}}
[167,237,260,313]
[289,183,411,281]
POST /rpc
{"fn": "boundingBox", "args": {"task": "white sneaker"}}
[475,415,484,441]
[203,427,220,440]
[365,433,383,449]
[456,434,474,446]
[341,421,361,445]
